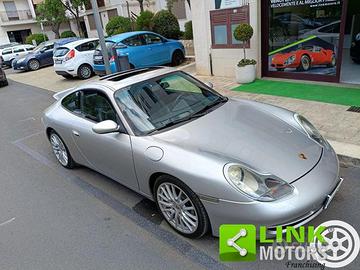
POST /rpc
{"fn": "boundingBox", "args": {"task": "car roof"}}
[58,38,98,49]
[106,31,158,42]
[80,66,178,92]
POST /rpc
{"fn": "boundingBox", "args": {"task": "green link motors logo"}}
[219,224,257,261]
[219,221,360,268]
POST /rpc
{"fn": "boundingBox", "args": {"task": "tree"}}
[36,0,66,39]
[60,0,89,37]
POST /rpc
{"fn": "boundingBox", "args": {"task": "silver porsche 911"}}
[43,67,342,238]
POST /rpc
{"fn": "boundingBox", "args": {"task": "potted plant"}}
[233,23,257,84]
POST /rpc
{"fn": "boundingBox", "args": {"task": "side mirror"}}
[205,81,213,88]
[92,120,119,134]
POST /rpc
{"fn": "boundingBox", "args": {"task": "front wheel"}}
[49,131,75,169]
[28,59,40,71]
[154,175,209,238]
[171,50,184,66]
[298,55,311,71]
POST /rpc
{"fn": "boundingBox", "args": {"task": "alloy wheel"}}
[157,182,199,234]
[29,60,40,71]
[50,133,68,166]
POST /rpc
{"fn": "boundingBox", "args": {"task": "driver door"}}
[71,89,138,190]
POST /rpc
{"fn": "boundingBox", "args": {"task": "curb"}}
[328,140,360,168]
[338,155,360,168]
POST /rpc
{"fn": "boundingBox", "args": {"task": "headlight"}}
[285,55,296,65]
[294,114,326,146]
[224,164,294,202]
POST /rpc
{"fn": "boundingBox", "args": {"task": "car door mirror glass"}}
[92,120,119,134]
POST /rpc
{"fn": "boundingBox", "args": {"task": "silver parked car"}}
[43,67,342,238]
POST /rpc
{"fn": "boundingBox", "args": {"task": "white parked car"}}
[53,38,99,79]
[0,44,34,67]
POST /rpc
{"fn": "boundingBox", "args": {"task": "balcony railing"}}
[0,10,33,22]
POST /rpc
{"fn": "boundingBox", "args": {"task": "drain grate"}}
[347,106,360,113]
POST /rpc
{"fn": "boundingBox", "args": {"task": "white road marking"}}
[0,217,15,227]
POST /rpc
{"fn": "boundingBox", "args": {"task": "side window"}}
[26,47,34,51]
[144,34,163,45]
[46,44,54,51]
[62,92,81,114]
[82,91,117,123]
[76,41,97,52]
[2,49,12,55]
[13,48,25,53]
[122,35,145,47]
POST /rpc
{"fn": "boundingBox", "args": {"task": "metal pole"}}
[90,0,111,75]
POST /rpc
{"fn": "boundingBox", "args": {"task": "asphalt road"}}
[0,79,359,270]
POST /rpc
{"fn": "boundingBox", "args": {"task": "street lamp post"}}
[90,0,111,75]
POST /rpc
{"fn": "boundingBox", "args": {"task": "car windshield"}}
[114,71,227,135]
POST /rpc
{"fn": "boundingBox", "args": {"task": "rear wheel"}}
[28,59,40,71]
[77,64,93,79]
[49,131,75,169]
[154,175,209,238]
[327,54,336,67]
[171,50,184,66]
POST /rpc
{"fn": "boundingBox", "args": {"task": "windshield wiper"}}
[147,97,228,134]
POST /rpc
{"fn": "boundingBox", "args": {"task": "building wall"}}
[192,0,261,78]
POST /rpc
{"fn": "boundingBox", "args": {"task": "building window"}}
[87,14,103,30]
[210,5,250,49]
[107,9,118,19]
[172,0,187,20]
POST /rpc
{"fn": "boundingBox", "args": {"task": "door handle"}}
[72,130,80,137]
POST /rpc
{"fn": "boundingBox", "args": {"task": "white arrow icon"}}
[227,228,248,256]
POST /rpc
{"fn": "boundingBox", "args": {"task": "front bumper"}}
[202,145,340,237]
[13,61,28,70]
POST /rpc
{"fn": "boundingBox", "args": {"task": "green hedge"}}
[151,10,180,39]
[136,10,154,31]
[25,33,48,45]
[106,16,132,36]
[183,21,193,40]
[60,30,77,38]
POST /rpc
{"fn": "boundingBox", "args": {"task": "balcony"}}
[0,9,34,23]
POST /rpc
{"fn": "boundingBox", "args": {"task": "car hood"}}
[153,99,322,183]
[273,53,294,61]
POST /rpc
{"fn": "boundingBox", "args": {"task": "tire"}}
[28,59,40,71]
[327,54,336,67]
[77,64,93,79]
[171,50,184,66]
[276,68,285,72]
[49,131,75,169]
[298,55,311,71]
[154,175,209,238]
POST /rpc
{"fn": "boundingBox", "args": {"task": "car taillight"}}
[65,49,75,61]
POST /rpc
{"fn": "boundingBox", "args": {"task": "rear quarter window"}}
[62,92,81,114]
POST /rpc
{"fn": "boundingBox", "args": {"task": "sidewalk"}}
[194,73,360,165]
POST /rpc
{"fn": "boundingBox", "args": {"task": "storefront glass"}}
[268,0,343,77]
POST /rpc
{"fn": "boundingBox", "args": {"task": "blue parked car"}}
[13,38,79,71]
[93,31,185,75]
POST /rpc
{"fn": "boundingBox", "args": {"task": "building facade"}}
[0,0,71,44]
[192,0,360,85]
